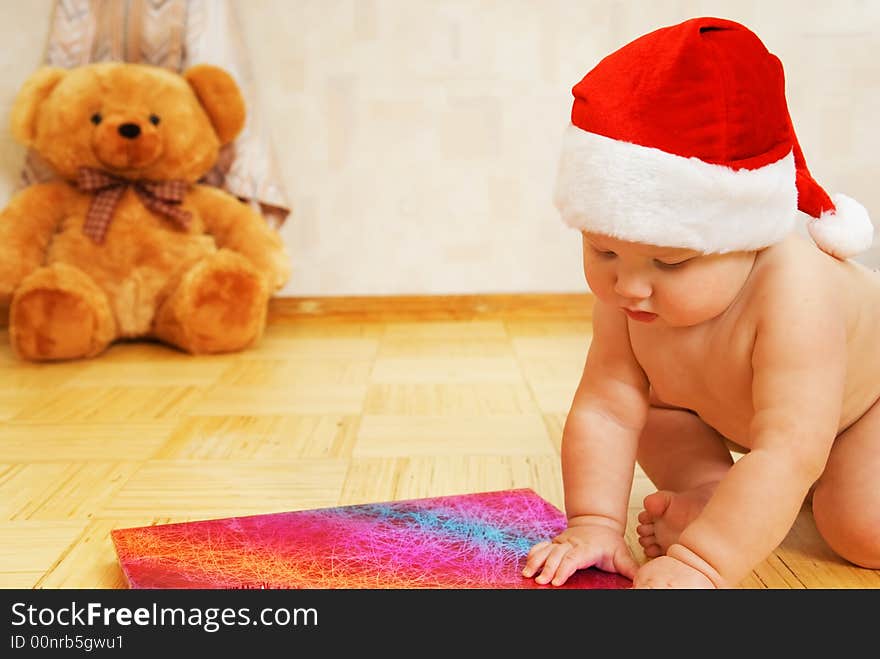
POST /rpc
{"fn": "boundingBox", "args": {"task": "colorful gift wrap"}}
[111,488,632,589]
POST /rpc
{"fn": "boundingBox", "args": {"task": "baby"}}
[522,17,879,588]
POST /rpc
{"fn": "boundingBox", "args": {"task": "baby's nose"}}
[613,273,652,300]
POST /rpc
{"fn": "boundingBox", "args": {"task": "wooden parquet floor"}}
[1,294,877,589]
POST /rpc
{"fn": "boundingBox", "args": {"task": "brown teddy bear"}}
[0,61,291,361]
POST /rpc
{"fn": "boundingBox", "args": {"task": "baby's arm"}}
[523,299,650,584]
[664,277,845,587]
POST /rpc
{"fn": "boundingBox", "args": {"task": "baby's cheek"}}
[588,281,617,305]
[583,266,614,298]
[666,289,729,325]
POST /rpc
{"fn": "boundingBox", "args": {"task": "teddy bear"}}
[0,61,291,361]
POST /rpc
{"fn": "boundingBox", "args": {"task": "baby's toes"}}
[637,532,662,558]
[642,544,663,558]
[637,522,654,538]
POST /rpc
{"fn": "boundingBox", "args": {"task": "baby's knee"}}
[812,485,880,569]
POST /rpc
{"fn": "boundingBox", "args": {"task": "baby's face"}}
[581,232,757,327]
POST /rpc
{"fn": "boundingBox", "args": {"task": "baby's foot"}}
[636,482,717,558]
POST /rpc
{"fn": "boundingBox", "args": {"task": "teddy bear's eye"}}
[90,113,102,125]
[149,114,160,126]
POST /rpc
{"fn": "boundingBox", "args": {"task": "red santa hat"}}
[554,17,874,259]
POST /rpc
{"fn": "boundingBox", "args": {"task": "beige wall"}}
[1,1,878,296]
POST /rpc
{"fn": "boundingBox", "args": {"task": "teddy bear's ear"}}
[10,67,67,146]
[184,64,246,145]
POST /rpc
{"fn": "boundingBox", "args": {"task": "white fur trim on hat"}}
[554,124,798,253]
[807,193,874,260]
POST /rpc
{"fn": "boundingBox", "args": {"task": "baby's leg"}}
[811,397,880,568]
[636,406,734,557]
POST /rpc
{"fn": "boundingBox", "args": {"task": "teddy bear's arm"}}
[190,184,291,291]
[0,181,72,310]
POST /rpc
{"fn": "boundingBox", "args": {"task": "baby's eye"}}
[654,258,692,270]
[593,247,616,258]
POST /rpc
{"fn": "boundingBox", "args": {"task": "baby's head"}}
[580,231,755,327]
[555,17,873,298]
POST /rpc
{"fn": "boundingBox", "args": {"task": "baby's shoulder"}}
[752,235,836,291]
[748,234,867,318]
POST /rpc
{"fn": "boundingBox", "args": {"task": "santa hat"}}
[554,17,874,259]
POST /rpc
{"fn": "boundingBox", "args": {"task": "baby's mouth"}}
[623,308,658,322]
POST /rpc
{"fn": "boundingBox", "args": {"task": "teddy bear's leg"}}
[152,249,269,355]
[10,263,116,361]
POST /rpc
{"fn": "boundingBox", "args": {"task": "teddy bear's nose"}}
[118,123,141,139]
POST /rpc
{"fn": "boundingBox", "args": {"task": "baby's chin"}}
[656,305,731,327]
[602,300,718,327]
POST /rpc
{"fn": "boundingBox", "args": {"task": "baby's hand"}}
[522,523,639,586]
[633,555,716,589]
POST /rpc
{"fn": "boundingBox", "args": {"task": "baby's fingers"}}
[522,541,552,578]
[535,542,577,586]
[546,543,608,586]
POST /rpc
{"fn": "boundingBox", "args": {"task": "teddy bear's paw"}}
[11,288,103,361]
[187,267,268,353]
[155,254,270,355]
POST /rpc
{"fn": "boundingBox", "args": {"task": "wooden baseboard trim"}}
[268,293,594,321]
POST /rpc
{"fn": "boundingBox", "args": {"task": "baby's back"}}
[733,234,880,434]
[811,239,880,430]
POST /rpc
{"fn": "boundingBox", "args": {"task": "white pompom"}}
[807,193,874,259]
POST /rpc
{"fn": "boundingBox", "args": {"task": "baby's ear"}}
[184,64,246,145]
[10,67,66,146]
